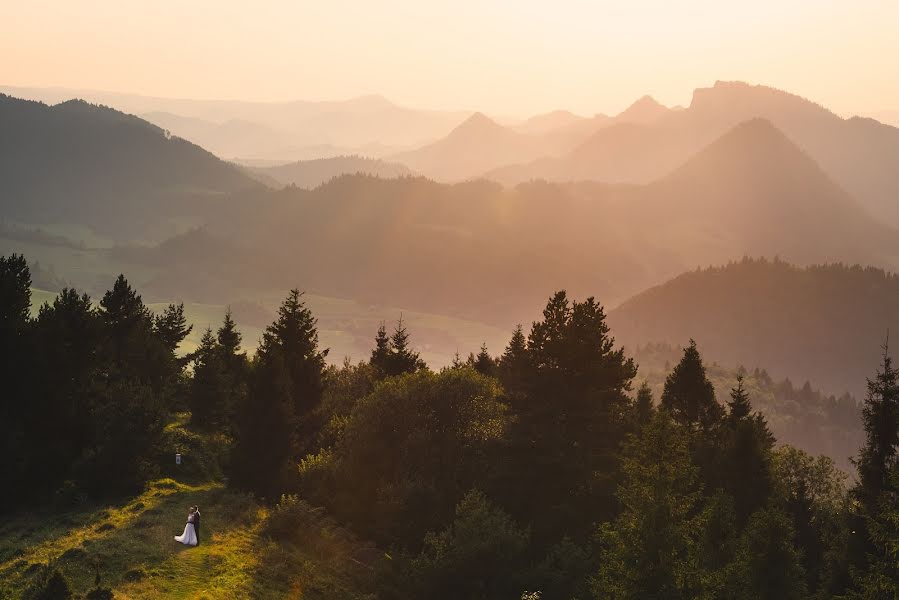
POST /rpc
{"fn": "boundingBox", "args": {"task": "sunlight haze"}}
[3,0,899,116]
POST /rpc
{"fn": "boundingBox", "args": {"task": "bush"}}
[156,419,232,483]
[23,567,72,600]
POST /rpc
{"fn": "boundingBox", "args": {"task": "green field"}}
[0,416,378,599]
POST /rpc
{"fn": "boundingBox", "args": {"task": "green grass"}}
[0,432,379,599]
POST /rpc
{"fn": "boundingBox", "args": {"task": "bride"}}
[174,507,198,546]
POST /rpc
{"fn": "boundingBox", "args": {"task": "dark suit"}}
[194,511,201,546]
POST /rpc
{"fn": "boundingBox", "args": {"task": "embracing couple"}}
[174,505,201,547]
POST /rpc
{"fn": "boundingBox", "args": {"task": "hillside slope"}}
[146,119,899,327]
[0,94,261,240]
[0,417,380,599]
[610,258,899,398]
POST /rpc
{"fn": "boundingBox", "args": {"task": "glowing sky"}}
[2,0,898,116]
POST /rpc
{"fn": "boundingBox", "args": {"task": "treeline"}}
[632,341,863,471]
[3,253,898,598]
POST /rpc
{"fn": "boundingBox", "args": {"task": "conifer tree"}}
[634,381,654,427]
[473,343,496,377]
[594,411,704,599]
[230,348,299,499]
[849,341,899,589]
[189,328,226,428]
[259,289,327,417]
[371,321,391,374]
[217,308,244,367]
[719,376,775,525]
[854,343,899,513]
[498,324,529,395]
[661,340,723,432]
[507,291,636,540]
[384,316,425,377]
[154,302,193,353]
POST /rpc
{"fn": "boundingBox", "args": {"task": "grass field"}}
[0,416,380,599]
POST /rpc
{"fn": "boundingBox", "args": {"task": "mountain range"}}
[0,85,470,160]
[4,82,899,396]
[487,81,899,227]
[0,94,260,240]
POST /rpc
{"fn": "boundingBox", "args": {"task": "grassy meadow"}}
[0,416,380,599]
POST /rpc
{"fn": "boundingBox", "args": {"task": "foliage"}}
[399,490,530,600]
[593,411,704,599]
[300,368,509,546]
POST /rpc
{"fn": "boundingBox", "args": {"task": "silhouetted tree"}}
[471,343,496,377]
[230,348,299,500]
[259,289,327,418]
[154,302,192,353]
[661,339,723,432]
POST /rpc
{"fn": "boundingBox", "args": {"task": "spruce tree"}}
[498,324,529,395]
[854,343,899,513]
[230,348,299,499]
[507,291,637,540]
[849,341,899,589]
[259,289,327,417]
[217,308,244,366]
[384,316,425,377]
[661,340,723,432]
[371,322,391,374]
[189,328,227,429]
[720,376,775,525]
[634,381,655,427]
[473,343,496,377]
[154,302,193,353]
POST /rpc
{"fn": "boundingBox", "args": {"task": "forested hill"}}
[609,258,899,398]
[246,155,414,189]
[131,119,899,327]
[0,94,260,240]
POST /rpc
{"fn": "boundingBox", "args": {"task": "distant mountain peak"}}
[616,95,669,123]
[689,81,836,120]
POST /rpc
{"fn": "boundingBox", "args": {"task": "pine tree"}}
[727,375,752,421]
[154,302,193,353]
[230,348,299,499]
[473,343,496,377]
[189,328,227,429]
[259,289,328,417]
[371,322,391,374]
[849,340,899,590]
[720,376,775,525]
[498,324,529,395]
[634,381,655,427]
[217,308,243,365]
[506,291,637,540]
[661,339,723,432]
[99,274,152,340]
[854,342,899,513]
[385,316,425,377]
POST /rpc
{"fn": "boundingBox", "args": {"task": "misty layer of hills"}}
[0,85,469,161]
[3,82,899,400]
[610,258,899,398]
[244,156,414,189]
[0,94,260,240]
[488,81,899,228]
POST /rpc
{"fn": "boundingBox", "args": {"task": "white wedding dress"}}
[174,514,198,546]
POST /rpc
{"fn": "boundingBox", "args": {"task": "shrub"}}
[23,567,72,600]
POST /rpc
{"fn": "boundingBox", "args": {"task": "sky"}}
[2,0,898,117]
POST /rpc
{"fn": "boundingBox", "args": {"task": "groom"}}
[192,505,201,546]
